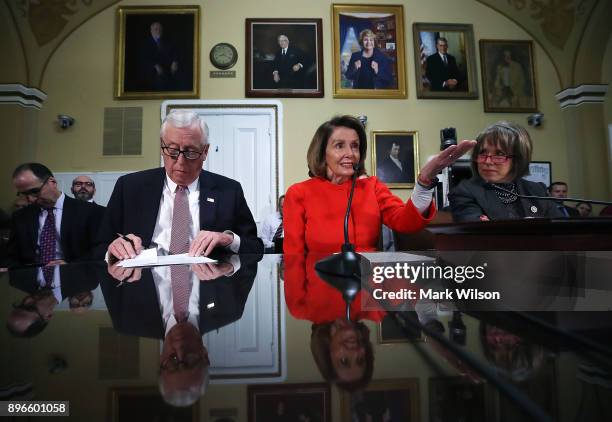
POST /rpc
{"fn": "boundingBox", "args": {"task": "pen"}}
[116,232,135,248]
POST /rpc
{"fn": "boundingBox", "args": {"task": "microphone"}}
[485,183,612,207]
[315,162,369,320]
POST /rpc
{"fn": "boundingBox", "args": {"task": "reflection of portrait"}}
[332,4,406,98]
[246,19,323,97]
[115,6,200,99]
[372,132,418,188]
[345,29,393,89]
[413,23,478,99]
[341,379,419,422]
[480,40,538,112]
[248,383,331,422]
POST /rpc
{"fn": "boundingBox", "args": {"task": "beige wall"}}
[0,0,583,209]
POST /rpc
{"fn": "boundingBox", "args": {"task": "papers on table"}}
[118,248,217,268]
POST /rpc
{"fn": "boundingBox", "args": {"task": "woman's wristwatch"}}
[416,174,439,190]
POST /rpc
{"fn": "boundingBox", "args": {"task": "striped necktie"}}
[170,186,193,323]
[39,208,56,286]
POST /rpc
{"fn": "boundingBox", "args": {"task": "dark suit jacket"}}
[7,196,101,267]
[272,46,304,89]
[449,176,564,222]
[95,168,263,258]
[9,263,100,299]
[562,205,580,217]
[378,156,413,184]
[425,52,461,91]
[345,49,393,89]
[100,255,260,339]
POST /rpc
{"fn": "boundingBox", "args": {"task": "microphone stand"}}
[315,164,369,320]
[488,183,612,207]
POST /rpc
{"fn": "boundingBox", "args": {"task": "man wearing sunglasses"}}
[7,163,102,267]
[97,109,263,261]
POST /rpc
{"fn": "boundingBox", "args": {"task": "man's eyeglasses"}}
[161,141,204,160]
[72,181,94,188]
[16,177,50,198]
[160,352,209,373]
[476,153,513,164]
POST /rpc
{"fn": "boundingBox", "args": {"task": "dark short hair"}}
[471,121,532,180]
[306,115,367,178]
[437,37,448,45]
[7,303,49,338]
[548,181,568,192]
[310,321,374,392]
[12,163,53,181]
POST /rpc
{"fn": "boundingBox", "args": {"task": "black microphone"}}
[315,162,369,320]
[485,183,612,207]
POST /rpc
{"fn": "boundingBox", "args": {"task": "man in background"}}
[71,175,105,220]
[272,35,304,89]
[548,181,579,217]
[425,37,463,91]
[378,142,413,184]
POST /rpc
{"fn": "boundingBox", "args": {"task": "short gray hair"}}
[160,109,209,146]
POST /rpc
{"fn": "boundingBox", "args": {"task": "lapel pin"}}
[530,205,538,213]
[207,197,215,203]
[207,302,215,309]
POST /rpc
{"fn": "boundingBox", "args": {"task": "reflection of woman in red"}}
[284,254,385,391]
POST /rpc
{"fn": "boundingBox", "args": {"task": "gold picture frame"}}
[371,130,419,189]
[377,314,424,344]
[412,22,479,99]
[480,39,538,113]
[114,5,200,100]
[332,4,407,99]
[341,378,420,421]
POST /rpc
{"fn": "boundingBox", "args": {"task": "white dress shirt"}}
[37,193,65,261]
[260,211,282,248]
[150,175,240,254]
[152,266,201,336]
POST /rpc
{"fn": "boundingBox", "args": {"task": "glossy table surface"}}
[1,251,611,422]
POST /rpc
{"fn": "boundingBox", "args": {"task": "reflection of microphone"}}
[485,183,612,207]
[315,163,369,320]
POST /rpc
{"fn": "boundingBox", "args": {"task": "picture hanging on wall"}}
[371,130,419,188]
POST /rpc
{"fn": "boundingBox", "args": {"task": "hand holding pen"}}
[108,233,143,261]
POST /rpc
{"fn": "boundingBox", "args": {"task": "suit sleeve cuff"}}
[224,231,241,253]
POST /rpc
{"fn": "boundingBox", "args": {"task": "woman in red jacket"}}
[283,115,474,254]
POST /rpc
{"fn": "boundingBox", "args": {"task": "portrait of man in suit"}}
[425,37,465,92]
[97,109,263,261]
[272,34,304,89]
[373,133,417,187]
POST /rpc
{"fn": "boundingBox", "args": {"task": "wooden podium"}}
[395,216,612,251]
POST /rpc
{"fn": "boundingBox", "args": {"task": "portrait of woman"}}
[345,29,393,89]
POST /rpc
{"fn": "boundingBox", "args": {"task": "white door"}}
[161,100,283,228]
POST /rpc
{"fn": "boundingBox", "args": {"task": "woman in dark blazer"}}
[449,121,563,221]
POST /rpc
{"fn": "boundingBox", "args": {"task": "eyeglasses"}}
[476,153,513,164]
[160,352,209,373]
[16,177,50,198]
[161,141,204,160]
[72,181,94,188]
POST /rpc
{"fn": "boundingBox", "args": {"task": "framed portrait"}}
[523,161,552,187]
[378,313,423,344]
[109,387,198,422]
[332,4,407,99]
[248,383,331,422]
[371,130,419,188]
[412,23,479,99]
[114,6,200,100]
[246,18,324,98]
[480,39,538,112]
[341,378,420,422]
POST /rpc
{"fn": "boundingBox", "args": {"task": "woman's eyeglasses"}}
[476,153,513,164]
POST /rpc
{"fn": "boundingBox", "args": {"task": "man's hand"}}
[170,61,178,74]
[107,261,142,283]
[154,64,164,76]
[108,234,143,261]
[191,262,234,280]
[189,231,233,257]
[273,71,280,83]
[371,60,379,74]
[292,63,301,72]
[445,78,458,89]
[418,140,477,183]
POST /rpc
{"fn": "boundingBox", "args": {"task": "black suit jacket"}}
[7,196,100,267]
[100,255,260,339]
[449,176,564,222]
[272,46,304,88]
[378,156,413,184]
[9,263,100,299]
[425,53,461,91]
[95,168,263,258]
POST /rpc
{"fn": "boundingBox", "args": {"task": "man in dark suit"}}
[97,109,263,261]
[272,34,304,89]
[141,21,181,91]
[548,181,579,217]
[425,37,464,91]
[7,163,101,268]
[71,175,105,221]
[377,142,413,184]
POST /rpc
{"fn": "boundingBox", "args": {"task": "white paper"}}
[118,248,216,268]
